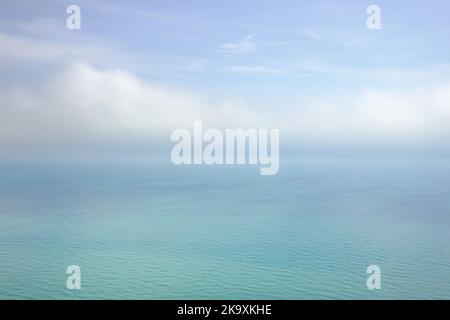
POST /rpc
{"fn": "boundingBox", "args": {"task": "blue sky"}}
[1,0,450,151]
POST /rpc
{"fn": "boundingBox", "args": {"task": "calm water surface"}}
[1,152,450,299]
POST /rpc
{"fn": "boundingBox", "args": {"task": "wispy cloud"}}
[15,18,66,37]
[217,33,257,55]
[296,27,321,40]
[75,0,177,25]
[0,32,105,62]
[222,65,288,75]
[293,62,450,83]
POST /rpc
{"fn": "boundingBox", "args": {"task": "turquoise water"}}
[1,151,450,299]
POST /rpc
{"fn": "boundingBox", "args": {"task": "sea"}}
[1,147,449,299]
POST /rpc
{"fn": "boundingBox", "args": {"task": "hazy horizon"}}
[1,0,450,155]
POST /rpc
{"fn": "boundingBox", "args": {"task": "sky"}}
[1,0,450,156]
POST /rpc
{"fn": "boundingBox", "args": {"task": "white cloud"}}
[0,32,105,62]
[276,85,450,143]
[16,18,65,37]
[218,34,257,54]
[1,62,450,149]
[222,65,287,75]
[296,27,321,40]
[0,62,258,146]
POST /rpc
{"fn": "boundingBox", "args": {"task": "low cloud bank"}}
[1,62,450,150]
